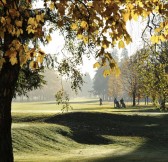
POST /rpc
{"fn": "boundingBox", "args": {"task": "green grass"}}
[12,100,168,162]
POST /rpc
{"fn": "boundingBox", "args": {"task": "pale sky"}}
[41,19,144,79]
[35,1,145,78]
[40,32,97,78]
[34,0,145,79]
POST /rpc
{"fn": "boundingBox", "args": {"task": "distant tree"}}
[108,50,122,100]
[62,80,76,99]
[108,72,123,100]
[27,69,60,101]
[135,44,168,110]
[93,68,109,100]
[111,48,119,63]
[120,48,129,62]
[14,68,46,98]
[121,57,140,106]
[79,73,93,97]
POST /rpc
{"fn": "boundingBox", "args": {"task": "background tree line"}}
[93,46,168,110]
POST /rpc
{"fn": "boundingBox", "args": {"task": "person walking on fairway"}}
[114,98,120,108]
[114,98,117,108]
[120,98,126,108]
[99,98,102,106]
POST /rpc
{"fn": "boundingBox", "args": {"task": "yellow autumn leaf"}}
[132,13,139,21]
[29,60,34,69]
[125,36,132,45]
[87,2,93,7]
[93,62,100,68]
[94,30,99,35]
[159,35,166,42]
[49,2,55,10]
[164,29,168,35]
[122,12,130,22]
[11,27,16,36]
[138,1,143,7]
[6,17,11,25]
[29,61,39,70]
[20,29,23,34]
[10,56,18,65]
[154,27,162,33]
[103,69,111,77]
[105,0,111,4]
[37,56,43,63]
[36,15,42,23]
[128,3,134,9]
[15,20,22,27]
[102,44,108,49]
[154,6,159,12]
[71,23,78,30]
[2,0,6,4]
[19,55,27,66]
[112,22,116,26]
[8,9,14,14]
[112,40,116,45]
[118,40,125,48]
[142,10,149,18]
[80,21,88,29]
[28,17,35,25]
[11,40,21,50]
[26,26,34,34]
[46,34,52,42]
[35,13,45,23]
[40,13,45,22]
[0,57,5,69]
[77,34,83,39]
[150,35,159,44]
[28,48,36,58]
[16,29,21,37]
[1,17,6,25]
[83,36,88,44]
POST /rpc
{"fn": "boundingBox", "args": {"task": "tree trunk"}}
[160,97,166,111]
[132,92,136,106]
[0,3,21,158]
[145,97,147,105]
[137,97,140,105]
[0,62,20,162]
[0,95,13,162]
[147,96,149,105]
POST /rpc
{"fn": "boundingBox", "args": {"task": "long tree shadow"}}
[44,112,168,161]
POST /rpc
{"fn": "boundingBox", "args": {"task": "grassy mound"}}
[12,101,168,162]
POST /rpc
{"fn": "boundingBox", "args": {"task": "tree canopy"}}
[0,0,168,76]
[134,44,168,109]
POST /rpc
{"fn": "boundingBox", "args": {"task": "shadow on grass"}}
[45,112,168,142]
[110,109,163,113]
[44,112,168,161]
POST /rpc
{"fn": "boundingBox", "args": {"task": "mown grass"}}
[12,99,168,162]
